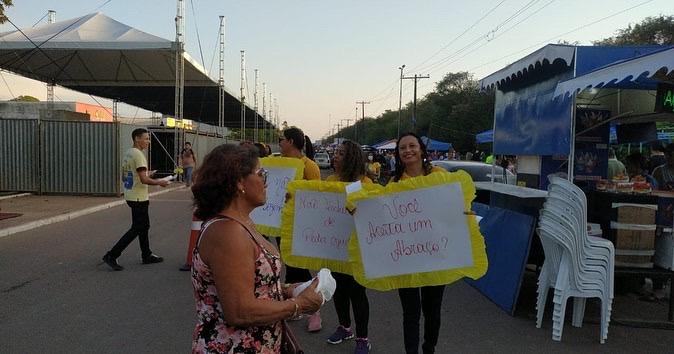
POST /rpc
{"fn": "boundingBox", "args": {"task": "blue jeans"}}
[184,166,194,186]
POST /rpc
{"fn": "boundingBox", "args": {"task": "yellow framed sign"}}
[280,180,382,274]
[346,170,487,290]
[251,157,305,236]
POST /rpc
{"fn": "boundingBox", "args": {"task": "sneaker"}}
[179,263,191,272]
[142,254,164,264]
[307,311,322,332]
[327,325,354,344]
[102,253,123,271]
[354,338,371,354]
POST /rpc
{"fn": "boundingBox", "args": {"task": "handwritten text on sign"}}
[251,167,296,229]
[353,184,473,278]
[291,190,354,261]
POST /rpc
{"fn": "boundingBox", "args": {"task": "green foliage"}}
[10,95,40,102]
[593,15,674,45]
[0,0,13,24]
[328,72,494,153]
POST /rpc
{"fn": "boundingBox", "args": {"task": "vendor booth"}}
[473,44,674,328]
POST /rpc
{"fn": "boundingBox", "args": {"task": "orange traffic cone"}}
[180,215,202,271]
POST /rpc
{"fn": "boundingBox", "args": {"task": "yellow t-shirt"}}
[301,156,321,181]
[325,174,373,184]
[367,162,381,176]
[122,147,149,201]
[398,166,447,181]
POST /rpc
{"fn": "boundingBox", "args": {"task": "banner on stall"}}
[251,157,305,235]
[347,170,488,290]
[280,180,382,274]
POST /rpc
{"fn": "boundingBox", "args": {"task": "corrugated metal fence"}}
[1,119,229,195]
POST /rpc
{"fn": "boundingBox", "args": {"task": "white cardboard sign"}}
[353,183,474,278]
[291,190,354,261]
[251,167,296,229]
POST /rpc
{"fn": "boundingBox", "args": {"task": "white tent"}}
[0,12,267,128]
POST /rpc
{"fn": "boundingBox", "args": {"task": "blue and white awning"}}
[553,47,674,98]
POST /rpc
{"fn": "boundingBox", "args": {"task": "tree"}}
[0,0,13,24]
[594,15,674,45]
[10,95,40,102]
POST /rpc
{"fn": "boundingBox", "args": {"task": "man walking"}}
[102,128,169,271]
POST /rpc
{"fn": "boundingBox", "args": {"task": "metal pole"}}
[46,11,56,119]
[240,50,246,141]
[397,65,405,139]
[262,83,267,143]
[218,16,225,130]
[254,69,259,142]
[174,0,185,167]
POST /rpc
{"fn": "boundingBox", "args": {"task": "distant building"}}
[0,101,113,122]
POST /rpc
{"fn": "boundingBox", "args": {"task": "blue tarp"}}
[421,136,452,151]
[476,129,493,144]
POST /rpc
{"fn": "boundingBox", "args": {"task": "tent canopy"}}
[422,136,452,151]
[476,129,493,144]
[372,138,397,149]
[0,12,269,129]
[554,46,674,98]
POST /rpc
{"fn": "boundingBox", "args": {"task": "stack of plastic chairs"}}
[535,176,615,343]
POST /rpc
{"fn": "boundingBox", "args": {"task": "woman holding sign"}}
[393,133,448,354]
[190,144,323,353]
[325,140,373,353]
[279,126,324,332]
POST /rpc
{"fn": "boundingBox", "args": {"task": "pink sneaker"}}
[307,311,322,332]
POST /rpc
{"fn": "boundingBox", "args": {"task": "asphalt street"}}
[2,185,674,353]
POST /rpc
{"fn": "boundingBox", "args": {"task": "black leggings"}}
[398,285,445,354]
[275,237,312,283]
[332,272,369,338]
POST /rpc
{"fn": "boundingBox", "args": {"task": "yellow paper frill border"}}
[346,170,488,291]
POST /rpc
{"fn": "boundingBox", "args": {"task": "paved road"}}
[2,188,674,353]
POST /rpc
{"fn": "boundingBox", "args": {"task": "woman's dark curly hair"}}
[393,132,432,182]
[191,144,259,220]
[338,140,366,182]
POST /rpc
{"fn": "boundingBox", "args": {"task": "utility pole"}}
[253,69,259,142]
[239,50,246,141]
[174,0,186,167]
[268,91,273,143]
[402,73,429,133]
[355,100,370,142]
[218,16,225,131]
[341,119,352,141]
[397,65,405,139]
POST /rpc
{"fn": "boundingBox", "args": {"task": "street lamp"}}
[397,64,405,139]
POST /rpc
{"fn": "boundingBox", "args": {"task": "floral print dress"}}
[191,218,283,353]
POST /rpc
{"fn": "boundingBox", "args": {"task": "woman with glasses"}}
[190,144,323,353]
[325,140,373,354]
[392,132,449,354]
[278,126,324,332]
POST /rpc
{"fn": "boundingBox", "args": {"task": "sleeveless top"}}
[191,217,283,353]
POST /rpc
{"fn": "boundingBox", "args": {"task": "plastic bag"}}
[292,268,336,304]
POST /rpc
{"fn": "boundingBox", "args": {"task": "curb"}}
[0,186,185,239]
[0,193,32,201]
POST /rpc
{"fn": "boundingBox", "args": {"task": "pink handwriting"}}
[408,218,433,233]
[324,197,349,215]
[382,196,423,220]
[299,196,319,209]
[302,228,348,250]
[390,239,441,262]
[366,221,405,244]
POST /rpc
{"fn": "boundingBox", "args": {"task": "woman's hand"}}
[283,283,299,299]
[295,279,322,314]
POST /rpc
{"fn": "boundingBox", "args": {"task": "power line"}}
[31,12,49,28]
[189,0,206,67]
[407,0,509,73]
[0,70,15,98]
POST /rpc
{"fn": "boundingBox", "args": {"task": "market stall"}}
[472,44,674,324]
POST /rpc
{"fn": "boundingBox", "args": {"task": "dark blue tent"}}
[421,136,452,151]
[476,129,493,144]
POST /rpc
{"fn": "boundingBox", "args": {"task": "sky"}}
[0,0,669,140]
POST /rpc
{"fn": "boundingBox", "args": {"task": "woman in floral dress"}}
[190,144,323,353]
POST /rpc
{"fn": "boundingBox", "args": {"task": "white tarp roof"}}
[553,47,674,98]
[480,44,575,90]
[0,12,267,128]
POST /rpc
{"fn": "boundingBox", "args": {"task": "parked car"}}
[431,160,516,184]
[315,152,332,169]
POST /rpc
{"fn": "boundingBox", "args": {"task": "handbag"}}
[280,321,303,354]
[222,215,305,354]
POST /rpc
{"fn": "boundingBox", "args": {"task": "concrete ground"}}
[1,184,673,353]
